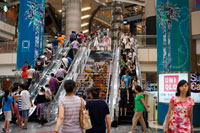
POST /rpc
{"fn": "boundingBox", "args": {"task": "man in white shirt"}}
[61,56,68,70]
[40,52,49,67]
[20,84,33,129]
[122,33,129,45]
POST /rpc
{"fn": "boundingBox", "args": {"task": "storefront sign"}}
[159,73,188,103]
[146,82,157,91]
[190,73,200,103]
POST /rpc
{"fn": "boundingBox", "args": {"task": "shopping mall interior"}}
[0,0,200,133]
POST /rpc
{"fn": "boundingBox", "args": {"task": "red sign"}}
[164,75,179,92]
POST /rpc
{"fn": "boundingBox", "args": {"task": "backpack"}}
[45,89,52,101]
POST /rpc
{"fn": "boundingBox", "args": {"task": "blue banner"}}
[17,0,45,69]
[157,0,190,72]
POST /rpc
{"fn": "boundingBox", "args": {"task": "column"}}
[65,0,81,38]
[111,1,123,50]
[145,0,156,45]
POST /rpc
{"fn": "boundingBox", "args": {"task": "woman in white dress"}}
[125,38,131,52]
[103,33,110,51]
[94,34,99,50]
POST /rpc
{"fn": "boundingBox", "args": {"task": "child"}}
[2,90,14,133]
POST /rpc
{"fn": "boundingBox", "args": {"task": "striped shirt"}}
[59,96,82,133]
[18,98,22,111]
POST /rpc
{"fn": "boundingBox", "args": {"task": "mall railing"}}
[109,40,121,126]
[135,35,157,47]
[124,10,144,18]
[0,13,15,26]
[0,42,17,53]
[43,41,93,124]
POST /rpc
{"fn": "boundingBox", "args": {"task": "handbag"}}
[80,98,92,130]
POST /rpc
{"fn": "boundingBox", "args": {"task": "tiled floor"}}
[1,121,200,133]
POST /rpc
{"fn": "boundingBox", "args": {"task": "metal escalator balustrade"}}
[29,45,69,95]
[109,41,121,126]
[42,41,93,124]
[106,47,115,103]
[134,44,142,86]
[28,46,71,116]
[109,39,143,126]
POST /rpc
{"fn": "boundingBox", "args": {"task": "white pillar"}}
[66,0,81,37]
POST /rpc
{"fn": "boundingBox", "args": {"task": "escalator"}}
[42,41,94,124]
[0,43,71,116]
[109,40,143,126]
[28,46,72,116]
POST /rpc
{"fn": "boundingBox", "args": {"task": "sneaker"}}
[6,129,10,133]
[2,128,6,132]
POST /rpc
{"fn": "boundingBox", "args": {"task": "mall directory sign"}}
[159,73,188,103]
[157,0,190,72]
[17,0,45,69]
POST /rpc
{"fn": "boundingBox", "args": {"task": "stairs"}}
[76,50,113,100]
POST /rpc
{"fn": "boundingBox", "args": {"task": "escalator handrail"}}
[43,41,93,124]
[28,47,71,117]
[106,47,115,103]
[29,47,70,97]
[52,48,82,102]
[53,40,93,102]
[134,44,142,86]
[109,40,121,123]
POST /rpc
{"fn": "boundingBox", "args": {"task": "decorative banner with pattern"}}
[157,0,190,72]
[17,0,45,69]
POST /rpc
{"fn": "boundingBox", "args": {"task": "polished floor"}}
[1,121,200,133]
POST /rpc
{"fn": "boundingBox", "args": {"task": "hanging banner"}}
[157,0,190,72]
[16,0,45,69]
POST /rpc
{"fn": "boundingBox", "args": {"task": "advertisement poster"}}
[157,0,190,72]
[190,73,200,103]
[197,0,200,8]
[159,73,188,103]
[17,0,45,69]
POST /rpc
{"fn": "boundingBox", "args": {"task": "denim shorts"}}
[22,110,29,119]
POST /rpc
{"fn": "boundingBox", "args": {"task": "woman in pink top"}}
[164,80,194,133]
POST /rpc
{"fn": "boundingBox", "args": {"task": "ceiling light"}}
[81,23,89,27]
[58,10,62,13]
[83,29,89,33]
[81,7,91,12]
[81,15,91,20]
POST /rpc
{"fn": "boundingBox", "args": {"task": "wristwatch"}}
[53,131,58,133]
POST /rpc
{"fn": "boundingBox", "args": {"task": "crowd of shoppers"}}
[1,30,197,133]
[93,32,111,51]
